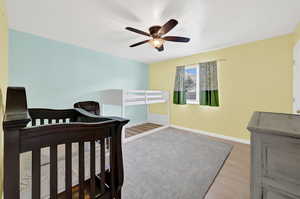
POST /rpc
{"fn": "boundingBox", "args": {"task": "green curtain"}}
[173,66,186,104]
[199,61,219,106]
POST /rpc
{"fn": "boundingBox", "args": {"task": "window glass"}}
[185,65,199,104]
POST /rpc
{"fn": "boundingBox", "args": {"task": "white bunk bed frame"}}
[99,89,170,141]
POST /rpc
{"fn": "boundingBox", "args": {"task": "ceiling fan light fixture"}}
[149,38,165,48]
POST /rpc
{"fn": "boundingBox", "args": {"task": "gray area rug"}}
[123,127,232,199]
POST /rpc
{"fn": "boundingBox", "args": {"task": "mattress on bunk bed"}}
[20,143,109,199]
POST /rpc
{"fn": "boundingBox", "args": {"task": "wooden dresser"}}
[247,112,300,199]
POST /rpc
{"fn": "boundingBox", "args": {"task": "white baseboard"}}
[147,113,169,125]
[124,122,250,145]
[170,125,250,145]
[125,126,169,143]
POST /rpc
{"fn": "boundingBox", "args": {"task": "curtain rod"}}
[185,58,227,66]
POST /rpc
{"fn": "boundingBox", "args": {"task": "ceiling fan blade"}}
[125,27,151,37]
[129,40,150,47]
[156,45,164,52]
[158,19,178,36]
[163,36,190,42]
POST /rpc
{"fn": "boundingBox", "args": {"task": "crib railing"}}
[3,87,129,199]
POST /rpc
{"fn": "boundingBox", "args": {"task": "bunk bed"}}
[98,89,170,140]
[3,87,129,199]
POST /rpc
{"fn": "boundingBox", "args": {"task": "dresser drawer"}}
[261,135,300,195]
[263,186,298,199]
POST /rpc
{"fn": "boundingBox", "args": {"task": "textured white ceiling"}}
[6,0,300,63]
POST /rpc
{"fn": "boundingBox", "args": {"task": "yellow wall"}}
[149,34,294,140]
[295,23,300,43]
[0,0,8,197]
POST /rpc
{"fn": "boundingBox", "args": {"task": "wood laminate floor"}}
[125,123,162,138]
[204,137,250,199]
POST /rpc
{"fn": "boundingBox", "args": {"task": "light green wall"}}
[9,30,149,125]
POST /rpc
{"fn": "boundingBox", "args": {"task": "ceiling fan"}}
[125,19,190,52]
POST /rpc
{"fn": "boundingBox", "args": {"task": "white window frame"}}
[185,65,200,104]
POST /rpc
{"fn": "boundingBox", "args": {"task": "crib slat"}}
[32,149,41,199]
[79,141,85,199]
[109,137,116,197]
[32,119,36,126]
[65,143,72,198]
[50,145,58,199]
[90,141,96,198]
[100,137,106,193]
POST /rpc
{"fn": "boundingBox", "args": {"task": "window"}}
[184,65,199,104]
[173,61,219,106]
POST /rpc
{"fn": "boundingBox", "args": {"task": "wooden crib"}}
[3,87,129,199]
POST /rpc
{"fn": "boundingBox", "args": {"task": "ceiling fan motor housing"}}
[149,26,162,37]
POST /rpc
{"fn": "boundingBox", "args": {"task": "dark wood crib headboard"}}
[3,87,129,199]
